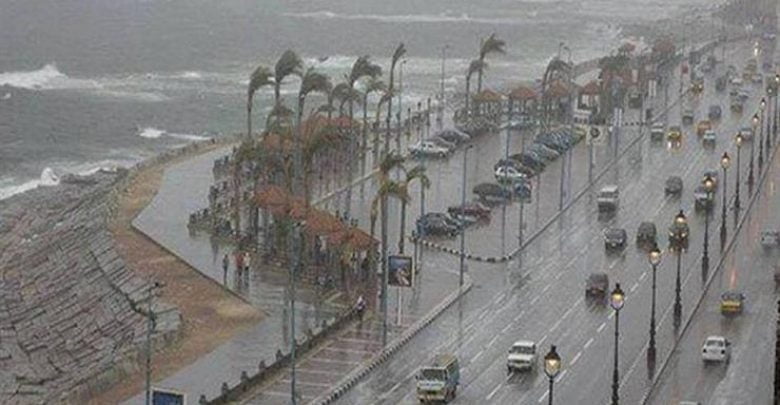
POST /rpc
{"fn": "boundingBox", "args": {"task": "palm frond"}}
[378,152,405,176]
[274,50,304,96]
[405,165,431,189]
[299,68,332,99]
[391,43,407,67]
[248,65,274,98]
[349,56,383,86]
[479,33,506,60]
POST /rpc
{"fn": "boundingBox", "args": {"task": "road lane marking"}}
[571,351,583,366]
[584,337,595,349]
[531,295,540,305]
[538,391,549,403]
[630,282,639,293]
[487,335,499,348]
[639,272,647,281]
[487,383,502,401]
[550,318,563,332]
[472,349,484,362]
[538,334,548,346]
[514,311,526,322]
[557,369,568,383]
[541,284,551,293]
[597,322,607,333]
[501,324,512,334]
[608,311,615,320]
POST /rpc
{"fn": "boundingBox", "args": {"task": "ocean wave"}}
[0,63,98,90]
[137,127,211,141]
[0,168,60,200]
[282,10,534,25]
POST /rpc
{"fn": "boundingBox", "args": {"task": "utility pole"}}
[145,282,163,405]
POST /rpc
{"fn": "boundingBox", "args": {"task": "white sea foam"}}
[137,127,211,141]
[138,127,165,139]
[0,168,60,200]
[283,11,533,25]
[1,93,10,100]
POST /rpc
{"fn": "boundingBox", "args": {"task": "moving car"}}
[586,273,609,297]
[702,130,716,145]
[696,120,711,136]
[761,230,780,248]
[436,129,470,145]
[682,109,695,125]
[506,341,537,373]
[636,222,657,246]
[416,354,460,403]
[430,136,457,152]
[447,202,491,221]
[667,126,682,142]
[701,336,730,362]
[650,123,665,141]
[665,176,683,195]
[693,185,714,210]
[668,220,690,250]
[604,228,627,250]
[409,141,450,158]
[708,105,722,120]
[495,166,527,183]
[597,185,619,212]
[720,291,745,315]
[730,99,744,113]
[416,214,460,237]
[739,126,753,141]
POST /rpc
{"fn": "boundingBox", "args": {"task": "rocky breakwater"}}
[0,170,180,404]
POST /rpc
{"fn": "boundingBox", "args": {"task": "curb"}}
[310,277,473,405]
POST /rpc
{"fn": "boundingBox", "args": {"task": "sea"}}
[0,0,716,199]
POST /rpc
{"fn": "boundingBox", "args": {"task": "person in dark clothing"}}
[222,253,229,283]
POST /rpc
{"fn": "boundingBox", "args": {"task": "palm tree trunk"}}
[295,97,305,198]
[385,65,396,158]
[362,95,369,176]
[465,76,471,117]
[398,199,407,254]
[380,194,389,345]
[477,56,485,94]
[346,99,355,218]
[247,95,253,139]
[232,161,242,236]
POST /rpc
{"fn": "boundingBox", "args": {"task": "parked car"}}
[436,128,471,145]
[448,202,491,221]
[416,214,459,237]
[665,176,683,195]
[506,340,537,373]
[636,222,657,246]
[494,159,537,178]
[513,181,532,201]
[495,166,527,183]
[409,141,450,158]
[701,336,730,362]
[720,291,745,315]
[586,273,609,297]
[604,228,627,250]
[702,130,716,145]
[528,143,560,161]
[473,182,512,204]
[431,136,457,152]
[510,152,545,172]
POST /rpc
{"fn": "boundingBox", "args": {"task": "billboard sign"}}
[388,255,413,287]
[152,388,186,405]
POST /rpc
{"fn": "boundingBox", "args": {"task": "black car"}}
[586,273,609,297]
[514,181,532,201]
[510,152,545,171]
[604,228,627,250]
[473,182,512,204]
[636,222,657,246]
[708,105,722,120]
[416,214,459,237]
[665,176,683,195]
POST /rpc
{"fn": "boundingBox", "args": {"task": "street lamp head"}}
[544,345,561,378]
[721,152,731,169]
[735,132,743,147]
[752,113,760,127]
[675,210,687,226]
[761,98,766,110]
[610,283,625,311]
[775,74,780,84]
[649,244,662,266]
[703,174,715,192]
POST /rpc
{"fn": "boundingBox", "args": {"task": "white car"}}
[702,130,716,145]
[408,141,449,158]
[701,335,730,362]
[507,340,536,372]
[494,166,527,183]
[761,230,780,248]
[730,77,743,86]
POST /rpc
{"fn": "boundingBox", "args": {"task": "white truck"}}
[506,340,537,373]
[597,185,619,212]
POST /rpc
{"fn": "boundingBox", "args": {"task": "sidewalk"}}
[125,142,461,404]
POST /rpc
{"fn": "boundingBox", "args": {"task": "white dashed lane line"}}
[486,383,502,401]
[597,322,607,333]
[584,337,595,349]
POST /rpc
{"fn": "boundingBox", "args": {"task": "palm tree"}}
[362,77,386,173]
[397,165,430,255]
[370,152,408,346]
[541,57,571,128]
[345,56,383,218]
[372,87,393,162]
[328,82,352,119]
[464,59,485,117]
[296,68,332,196]
[385,43,406,157]
[476,33,506,94]
[247,65,274,139]
[274,50,304,106]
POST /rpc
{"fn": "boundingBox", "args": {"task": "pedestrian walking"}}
[235,250,244,279]
[243,251,251,279]
[222,253,229,283]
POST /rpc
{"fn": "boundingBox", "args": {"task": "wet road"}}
[328,38,768,405]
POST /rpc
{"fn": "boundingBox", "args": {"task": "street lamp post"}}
[701,174,714,275]
[766,93,772,153]
[459,145,473,287]
[610,283,625,405]
[544,345,562,405]
[774,75,779,139]
[144,282,163,405]
[719,152,730,249]
[748,113,757,192]
[438,45,448,129]
[671,210,687,326]
[758,100,766,170]
[648,246,661,360]
[735,133,743,215]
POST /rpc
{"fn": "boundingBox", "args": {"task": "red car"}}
[447,202,491,221]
